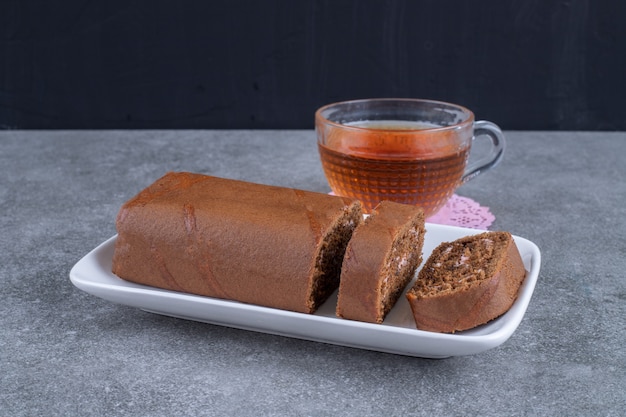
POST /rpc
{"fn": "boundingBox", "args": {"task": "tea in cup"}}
[315,98,505,217]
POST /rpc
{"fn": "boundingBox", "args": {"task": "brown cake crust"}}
[111,172,362,313]
[406,231,526,333]
[336,201,425,324]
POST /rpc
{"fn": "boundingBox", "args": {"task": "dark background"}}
[1,0,624,130]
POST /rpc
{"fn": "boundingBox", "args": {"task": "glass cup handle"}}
[461,120,506,184]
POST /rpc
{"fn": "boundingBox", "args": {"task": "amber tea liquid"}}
[318,120,470,216]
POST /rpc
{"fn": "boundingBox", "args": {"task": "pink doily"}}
[329,192,495,230]
[426,194,495,230]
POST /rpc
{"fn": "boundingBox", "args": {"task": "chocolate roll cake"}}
[111,172,362,314]
[406,231,526,333]
[336,201,426,324]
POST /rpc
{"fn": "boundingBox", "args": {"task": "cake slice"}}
[406,231,526,333]
[112,172,362,314]
[336,201,426,324]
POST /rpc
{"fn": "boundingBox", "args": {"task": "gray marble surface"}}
[1,130,624,416]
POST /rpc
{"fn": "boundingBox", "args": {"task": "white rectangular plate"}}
[70,224,541,358]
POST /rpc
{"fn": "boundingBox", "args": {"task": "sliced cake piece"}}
[406,231,526,333]
[112,172,362,314]
[336,201,426,324]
